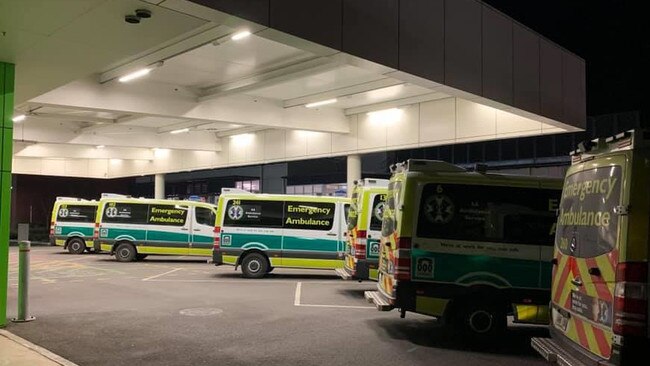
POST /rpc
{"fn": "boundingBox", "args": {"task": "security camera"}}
[135,9,152,18]
[124,14,140,24]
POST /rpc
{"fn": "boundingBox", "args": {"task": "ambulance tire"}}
[241,252,268,278]
[115,242,137,262]
[67,238,86,255]
[136,254,148,261]
[267,267,274,273]
[453,300,506,341]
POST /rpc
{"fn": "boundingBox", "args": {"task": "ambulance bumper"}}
[364,290,393,311]
[532,328,613,366]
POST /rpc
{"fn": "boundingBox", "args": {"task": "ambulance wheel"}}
[115,243,137,262]
[241,253,268,278]
[136,254,148,261]
[454,300,506,341]
[67,238,86,255]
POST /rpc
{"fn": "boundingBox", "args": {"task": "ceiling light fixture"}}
[117,61,163,83]
[367,108,403,125]
[305,98,338,108]
[230,133,254,145]
[96,145,105,149]
[231,30,251,41]
[169,128,190,134]
[12,114,26,122]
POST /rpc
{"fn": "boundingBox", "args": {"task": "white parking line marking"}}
[142,268,183,281]
[294,282,302,305]
[293,281,374,309]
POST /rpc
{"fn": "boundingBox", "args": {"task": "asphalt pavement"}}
[4,246,550,366]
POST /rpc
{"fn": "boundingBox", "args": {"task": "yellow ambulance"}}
[532,130,649,365]
[337,178,388,281]
[366,159,562,340]
[50,197,98,254]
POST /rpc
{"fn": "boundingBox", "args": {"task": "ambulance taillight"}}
[393,237,412,281]
[213,226,221,249]
[355,230,367,259]
[93,223,99,240]
[613,262,648,336]
[49,221,55,237]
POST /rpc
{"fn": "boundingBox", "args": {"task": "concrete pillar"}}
[1,62,16,327]
[346,154,361,196]
[154,173,165,199]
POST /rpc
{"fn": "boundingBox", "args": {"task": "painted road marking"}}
[294,282,302,305]
[293,282,374,310]
[142,268,183,281]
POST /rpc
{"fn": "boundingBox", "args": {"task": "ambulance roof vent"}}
[359,178,389,187]
[221,188,253,195]
[56,196,87,201]
[467,163,488,174]
[100,193,130,198]
[403,159,466,173]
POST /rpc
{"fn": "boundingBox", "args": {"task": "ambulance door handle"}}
[588,267,601,277]
[181,227,189,231]
[193,228,201,232]
[571,277,583,287]
[326,232,337,237]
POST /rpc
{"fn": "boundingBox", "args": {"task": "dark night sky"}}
[484,0,648,119]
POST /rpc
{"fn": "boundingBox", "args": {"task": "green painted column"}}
[0,62,15,327]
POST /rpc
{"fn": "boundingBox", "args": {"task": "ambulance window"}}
[195,207,216,226]
[343,204,351,228]
[57,205,97,223]
[381,182,400,239]
[416,183,560,246]
[223,200,284,228]
[369,194,386,231]
[284,201,335,231]
[556,166,621,258]
[347,201,358,231]
[103,203,148,224]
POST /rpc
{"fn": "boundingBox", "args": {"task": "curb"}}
[0,329,79,366]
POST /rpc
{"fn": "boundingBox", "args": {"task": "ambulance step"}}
[531,337,586,366]
[335,268,352,280]
[364,291,392,311]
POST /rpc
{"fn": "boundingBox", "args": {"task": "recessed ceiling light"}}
[96,145,105,149]
[170,128,190,134]
[231,30,251,41]
[367,108,403,124]
[305,99,337,108]
[12,114,26,122]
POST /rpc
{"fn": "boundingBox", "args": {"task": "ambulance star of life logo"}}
[424,194,454,224]
[227,205,244,220]
[373,202,385,221]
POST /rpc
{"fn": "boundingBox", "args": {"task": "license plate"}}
[552,307,569,332]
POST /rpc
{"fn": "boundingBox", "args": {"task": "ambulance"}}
[336,178,388,281]
[532,130,649,365]
[50,197,98,254]
[365,159,562,340]
[94,194,219,261]
[212,189,349,278]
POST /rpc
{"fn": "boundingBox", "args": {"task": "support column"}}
[154,173,165,199]
[0,62,15,327]
[346,154,361,196]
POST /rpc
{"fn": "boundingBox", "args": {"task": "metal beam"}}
[216,126,268,138]
[198,57,342,102]
[283,78,404,108]
[344,92,451,116]
[27,112,116,124]
[99,24,232,83]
